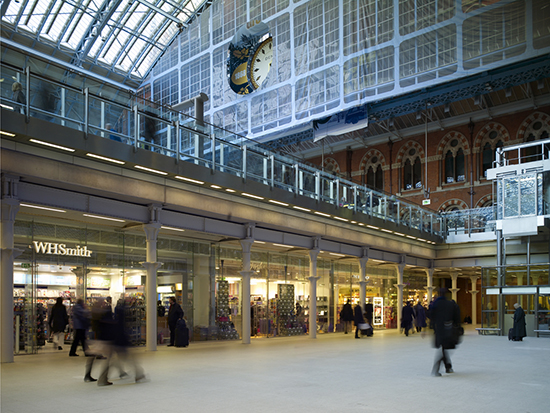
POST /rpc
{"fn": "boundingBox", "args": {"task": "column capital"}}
[1,247,24,259]
[470,290,479,295]
[308,275,321,282]
[239,270,254,279]
[141,262,163,271]
[239,237,254,253]
[1,198,20,222]
[308,248,320,261]
[142,222,161,241]
[359,256,369,267]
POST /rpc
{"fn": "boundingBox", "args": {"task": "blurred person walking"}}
[430,288,461,376]
[69,298,90,357]
[414,301,427,333]
[94,297,115,386]
[354,304,365,339]
[11,81,25,114]
[49,297,68,350]
[340,299,354,334]
[167,297,183,347]
[112,298,145,382]
[401,301,414,336]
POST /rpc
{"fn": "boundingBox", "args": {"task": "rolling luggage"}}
[175,319,190,348]
[508,328,514,341]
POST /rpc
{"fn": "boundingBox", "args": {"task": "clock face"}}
[248,37,274,90]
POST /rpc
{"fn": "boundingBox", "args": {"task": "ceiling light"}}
[0,130,16,136]
[20,203,66,213]
[86,153,125,165]
[254,241,266,244]
[83,214,125,222]
[330,253,345,257]
[394,232,405,237]
[351,221,357,224]
[242,193,264,200]
[269,200,289,206]
[161,226,185,232]
[175,176,204,184]
[273,243,292,248]
[211,185,222,189]
[314,211,330,217]
[333,216,348,222]
[406,235,417,240]
[0,104,14,110]
[29,139,75,152]
[381,228,393,233]
[367,225,379,230]
[358,223,365,226]
[134,165,168,175]
[293,206,310,212]
[225,188,236,193]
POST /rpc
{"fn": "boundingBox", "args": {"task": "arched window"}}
[402,148,422,190]
[365,155,384,191]
[523,120,550,162]
[443,138,465,184]
[480,130,503,178]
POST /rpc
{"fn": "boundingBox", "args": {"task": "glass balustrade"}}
[1,64,457,239]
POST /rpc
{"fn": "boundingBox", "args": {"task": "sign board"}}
[422,199,431,205]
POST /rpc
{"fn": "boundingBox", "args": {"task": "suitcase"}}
[361,327,374,337]
[175,319,190,348]
[508,328,514,341]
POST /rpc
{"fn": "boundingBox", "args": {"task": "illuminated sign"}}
[32,241,93,257]
[373,297,384,326]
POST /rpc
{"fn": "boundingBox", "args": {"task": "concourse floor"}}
[1,326,548,413]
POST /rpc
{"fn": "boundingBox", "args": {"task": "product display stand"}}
[216,280,239,340]
[277,284,303,336]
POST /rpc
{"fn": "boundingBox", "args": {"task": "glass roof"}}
[1,0,210,80]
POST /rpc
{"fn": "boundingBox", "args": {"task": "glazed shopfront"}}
[12,215,401,355]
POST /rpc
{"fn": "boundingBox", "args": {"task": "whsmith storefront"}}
[11,214,405,355]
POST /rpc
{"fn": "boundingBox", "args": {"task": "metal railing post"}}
[133,105,139,150]
[243,145,247,181]
[270,155,275,188]
[315,171,320,201]
[294,164,299,195]
[25,67,30,123]
[212,135,216,172]
[176,120,181,163]
[84,88,89,138]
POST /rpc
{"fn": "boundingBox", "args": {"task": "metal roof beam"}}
[134,0,187,26]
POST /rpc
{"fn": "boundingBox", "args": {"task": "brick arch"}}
[323,157,341,173]
[474,121,511,151]
[516,112,550,141]
[475,194,493,208]
[438,199,468,212]
[359,149,387,171]
[395,140,425,164]
[436,131,470,158]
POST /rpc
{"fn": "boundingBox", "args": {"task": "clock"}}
[227,21,273,95]
[247,37,273,90]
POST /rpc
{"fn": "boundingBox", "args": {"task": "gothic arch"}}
[516,112,550,141]
[475,194,494,208]
[323,157,341,174]
[436,131,470,158]
[359,149,387,171]
[438,199,468,211]
[473,121,511,151]
[395,140,425,164]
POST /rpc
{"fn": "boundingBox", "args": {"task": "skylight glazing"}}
[2,0,209,80]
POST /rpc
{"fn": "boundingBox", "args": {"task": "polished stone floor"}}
[1,325,548,413]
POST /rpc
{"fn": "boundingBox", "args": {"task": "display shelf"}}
[216,280,239,340]
[277,284,303,336]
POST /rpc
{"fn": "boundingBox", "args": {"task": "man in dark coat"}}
[340,299,354,334]
[167,297,184,346]
[364,302,374,326]
[430,288,461,376]
[69,298,90,357]
[512,303,526,341]
[353,304,365,339]
[401,301,414,336]
[49,297,68,350]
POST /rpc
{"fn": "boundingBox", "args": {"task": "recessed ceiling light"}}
[225,188,236,193]
[394,232,406,236]
[0,130,16,136]
[134,165,168,175]
[406,235,417,240]
[333,216,348,222]
[20,203,66,213]
[29,139,75,152]
[381,228,393,233]
[254,241,266,244]
[161,226,185,232]
[269,200,289,206]
[367,225,379,230]
[358,223,365,226]
[83,214,125,222]
[314,211,331,217]
[86,153,125,165]
[293,206,310,212]
[175,176,204,184]
[242,193,264,200]
[273,243,293,248]
[0,104,14,110]
[329,253,345,257]
[211,185,222,189]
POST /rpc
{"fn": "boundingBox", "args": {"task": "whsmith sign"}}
[32,242,93,257]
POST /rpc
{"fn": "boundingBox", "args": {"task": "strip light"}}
[333,216,348,222]
[254,240,266,244]
[0,130,16,136]
[269,200,289,206]
[134,165,168,175]
[211,185,222,189]
[381,228,393,233]
[175,176,204,185]
[293,206,310,212]
[330,253,345,257]
[0,104,14,110]
[314,211,330,217]
[161,226,185,232]
[367,225,379,230]
[20,203,66,213]
[225,188,236,193]
[242,193,264,200]
[273,243,293,248]
[29,139,75,152]
[86,153,125,165]
[83,214,125,222]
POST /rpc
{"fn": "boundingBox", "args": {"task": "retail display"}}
[216,280,239,340]
[277,284,303,336]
